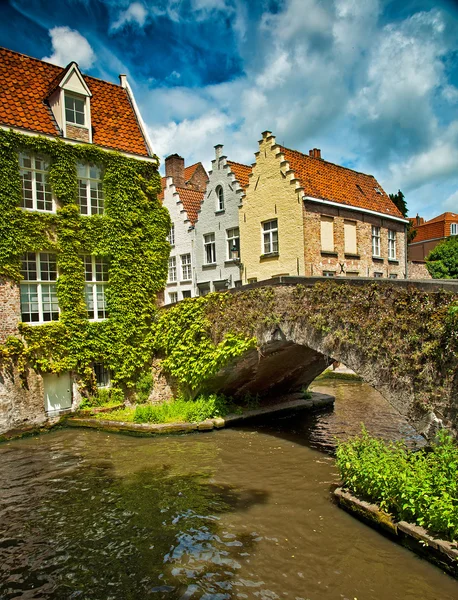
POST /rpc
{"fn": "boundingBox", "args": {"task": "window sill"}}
[181,279,192,284]
[202,263,217,269]
[321,250,338,257]
[21,207,56,214]
[344,253,360,260]
[166,281,177,286]
[215,210,225,215]
[388,259,399,264]
[224,259,240,265]
[372,256,384,262]
[260,252,279,260]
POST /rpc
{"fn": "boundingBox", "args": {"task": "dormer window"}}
[65,94,85,126]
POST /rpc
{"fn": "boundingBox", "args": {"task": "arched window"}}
[216,185,224,211]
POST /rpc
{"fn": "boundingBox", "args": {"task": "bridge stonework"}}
[189,278,458,439]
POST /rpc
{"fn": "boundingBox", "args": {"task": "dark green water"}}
[0,381,456,599]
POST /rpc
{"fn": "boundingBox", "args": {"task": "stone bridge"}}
[174,277,458,439]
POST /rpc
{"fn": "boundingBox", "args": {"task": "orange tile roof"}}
[175,187,204,226]
[279,146,403,219]
[411,212,458,243]
[184,163,200,182]
[0,46,149,157]
[227,160,252,188]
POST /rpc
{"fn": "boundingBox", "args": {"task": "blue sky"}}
[1,0,458,219]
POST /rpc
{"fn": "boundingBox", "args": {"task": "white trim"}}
[119,76,155,158]
[0,125,157,164]
[303,195,409,224]
[60,63,92,97]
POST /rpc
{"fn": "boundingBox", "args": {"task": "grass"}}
[315,370,362,382]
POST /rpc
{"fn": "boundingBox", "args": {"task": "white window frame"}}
[93,363,110,388]
[65,93,86,126]
[227,227,240,260]
[84,256,109,320]
[181,254,192,281]
[168,224,175,246]
[262,219,278,255]
[20,253,59,324]
[169,291,178,304]
[451,223,457,236]
[19,154,55,213]
[182,290,192,299]
[374,272,383,278]
[77,164,104,215]
[388,230,396,260]
[372,226,381,257]
[216,186,224,211]
[322,270,335,277]
[168,256,177,282]
[204,233,216,265]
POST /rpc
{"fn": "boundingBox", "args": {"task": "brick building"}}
[408,212,458,261]
[239,131,408,282]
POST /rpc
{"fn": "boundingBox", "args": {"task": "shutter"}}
[344,220,357,254]
[320,217,334,251]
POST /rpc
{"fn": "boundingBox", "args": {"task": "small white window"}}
[168,256,177,282]
[372,226,381,257]
[169,291,178,304]
[19,154,54,212]
[181,254,192,281]
[94,363,110,387]
[227,227,240,260]
[168,224,175,246]
[204,233,216,264]
[262,219,278,254]
[451,223,457,236]
[65,94,85,126]
[374,272,383,278]
[389,274,398,279]
[182,290,192,299]
[77,164,104,215]
[84,256,109,320]
[216,186,224,211]
[20,253,59,323]
[388,230,396,260]
[322,270,335,277]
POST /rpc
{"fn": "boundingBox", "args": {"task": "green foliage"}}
[79,386,125,409]
[336,427,458,540]
[133,394,230,424]
[389,190,407,218]
[135,372,154,404]
[0,129,170,389]
[426,236,458,279]
[301,386,312,400]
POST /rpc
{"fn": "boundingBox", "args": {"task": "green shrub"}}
[133,394,229,424]
[301,386,312,399]
[336,427,458,540]
[135,372,153,404]
[79,386,125,409]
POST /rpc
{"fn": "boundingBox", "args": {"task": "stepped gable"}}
[279,145,403,218]
[0,46,149,156]
[227,161,252,189]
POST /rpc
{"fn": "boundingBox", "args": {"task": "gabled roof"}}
[227,160,252,189]
[175,187,204,226]
[184,163,200,182]
[279,146,403,219]
[411,212,458,243]
[0,46,150,157]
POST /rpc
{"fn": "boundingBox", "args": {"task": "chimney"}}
[119,74,127,88]
[309,148,321,159]
[416,214,421,226]
[165,154,185,188]
[214,144,224,159]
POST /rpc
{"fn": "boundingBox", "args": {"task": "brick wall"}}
[303,202,406,279]
[408,261,432,279]
[187,164,208,192]
[66,124,90,143]
[0,279,20,342]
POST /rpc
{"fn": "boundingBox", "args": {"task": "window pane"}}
[20,283,39,322]
[85,284,94,318]
[41,284,59,321]
[40,253,57,281]
[21,253,37,281]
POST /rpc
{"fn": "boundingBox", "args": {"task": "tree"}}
[426,236,458,279]
[389,189,416,243]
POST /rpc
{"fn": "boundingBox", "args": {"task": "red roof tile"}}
[279,146,403,219]
[0,47,149,157]
[175,187,204,226]
[184,163,200,182]
[227,160,252,189]
[411,212,458,242]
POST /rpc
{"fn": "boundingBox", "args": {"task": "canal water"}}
[1,381,456,600]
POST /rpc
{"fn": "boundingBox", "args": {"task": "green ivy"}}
[0,129,170,390]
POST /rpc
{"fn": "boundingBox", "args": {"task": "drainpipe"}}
[404,222,408,279]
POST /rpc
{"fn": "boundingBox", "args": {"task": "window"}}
[323,270,335,277]
[84,256,109,320]
[346,271,359,277]
[168,256,177,282]
[320,216,334,252]
[374,272,383,278]
[169,291,178,304]
[227,227,240,260]
[344,220,357,254]
[181,254,192,281]
[451,223,457,236]
[94,363,110,388]
[388,230,396,260]
[20,253,59,323]
[204,233,216,264]
[65,94,85,126]
[77,164,104,215]
[19,154,53,212]
[389,274,398,279]
[169,224,175,246]
[216,186,224,211]
[182,290,192,299]
[262,219,278,254]
[372,226,381,257]
[247,278,257,284]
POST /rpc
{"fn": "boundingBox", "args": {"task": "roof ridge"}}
[0,46,62,72]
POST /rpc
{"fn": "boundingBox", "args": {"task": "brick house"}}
[160,154,207,303]
[408,212,458,261]
[239,131,408,282]
[0,47,165,433]
[194,144,251,295]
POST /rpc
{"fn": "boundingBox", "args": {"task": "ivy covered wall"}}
[0,129,171,391]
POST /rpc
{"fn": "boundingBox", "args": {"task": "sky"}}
[1,0,458,220]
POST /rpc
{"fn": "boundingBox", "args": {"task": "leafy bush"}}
[135,372,153,404]
[426,236,458,279]
[133,394,229,424]
[301,386,312,399]
[336,427,458,540]
[79,387,124,409]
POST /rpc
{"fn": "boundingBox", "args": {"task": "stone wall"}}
[0,363,46,434]
[0,279,20,343]
[407,261,432,280]
[66,124,90,143]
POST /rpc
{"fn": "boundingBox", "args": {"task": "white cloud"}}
[42,27,95,69]
[111,2,147,31]
[444,190,458,211]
